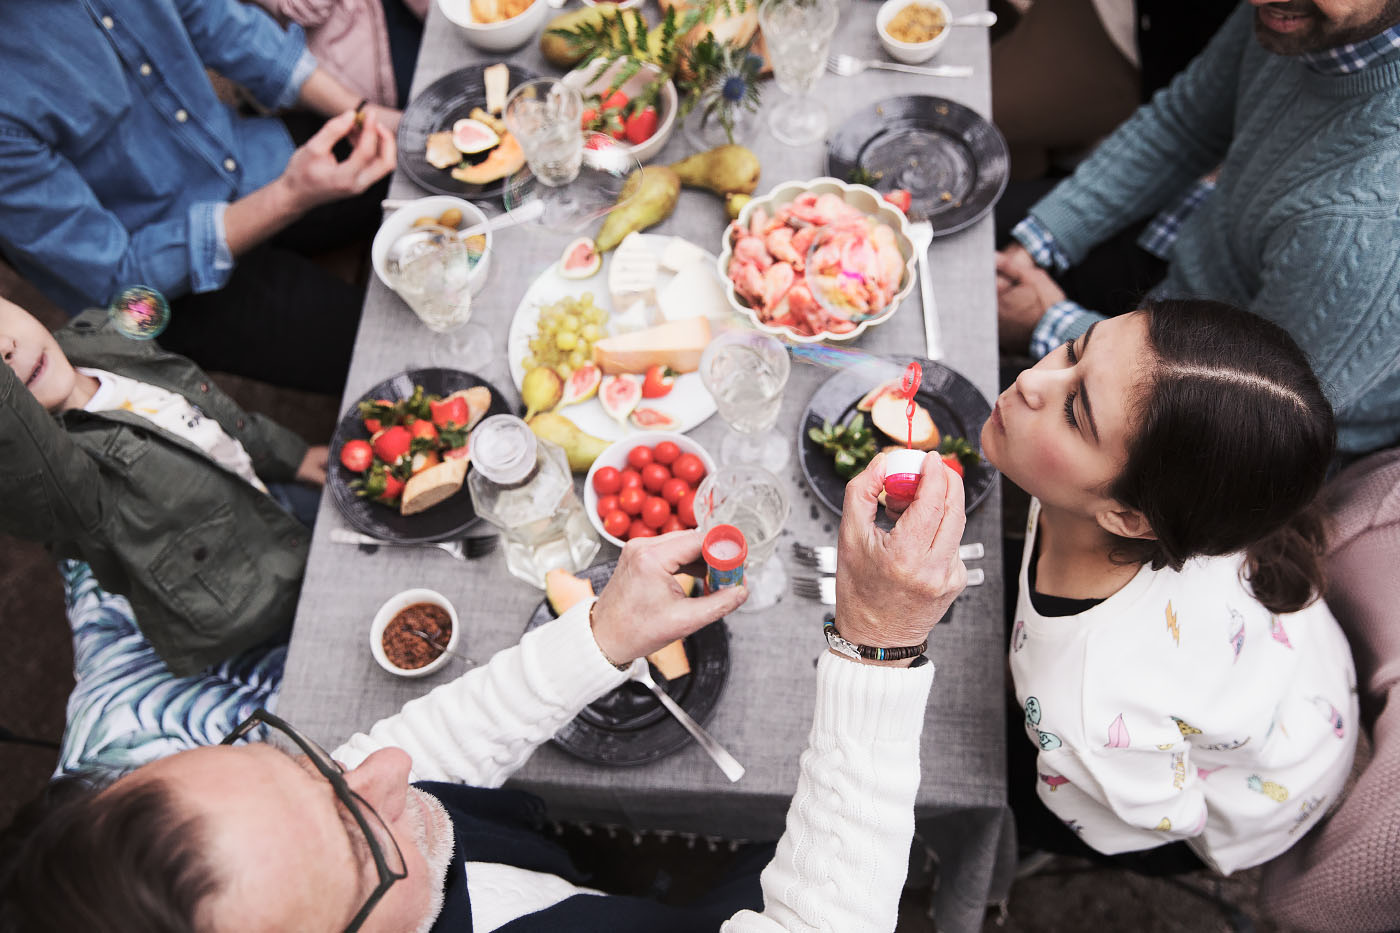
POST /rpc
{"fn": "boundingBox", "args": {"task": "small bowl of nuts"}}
[877,0,951,64]
[372,196,492,296]
[370,588,460,678]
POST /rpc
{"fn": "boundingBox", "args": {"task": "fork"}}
[329,528,499,561]
[793,542,984,574]
[630,660,746,783]
[827,54,973,79]
[792,569,984,604]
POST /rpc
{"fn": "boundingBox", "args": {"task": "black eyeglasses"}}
[222,709,408,933]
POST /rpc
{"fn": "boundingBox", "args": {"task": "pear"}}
[522,366,564,420]
[669,145,760,196]
[725,193,752,221]
[527,412,611,472]
[595,166,681,253]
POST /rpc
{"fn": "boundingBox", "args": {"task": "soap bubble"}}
[108,286,170,340]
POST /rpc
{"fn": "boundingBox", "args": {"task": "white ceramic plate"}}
[506,233,720,441]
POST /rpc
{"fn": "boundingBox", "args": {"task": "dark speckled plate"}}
[328,368,512,544]
[825,95,1009,236]
[525,561,731,767]
[797,356,996,517]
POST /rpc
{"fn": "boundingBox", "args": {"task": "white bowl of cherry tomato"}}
[562,57,677,164]
[584,433,716,546]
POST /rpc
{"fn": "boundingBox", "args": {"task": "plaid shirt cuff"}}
[1029,301,1103,359]
[1012,216,1072,274]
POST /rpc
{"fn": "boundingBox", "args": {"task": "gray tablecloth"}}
[279,4,1012,929]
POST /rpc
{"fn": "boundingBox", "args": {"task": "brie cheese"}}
[659,260,729,322]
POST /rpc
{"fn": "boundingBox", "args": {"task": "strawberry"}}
[940,453,964,478]
[883,189,912,214]
[601,90,628,112]
[429,395,470,429]
[409,419,439,443]
[339,439,373,473]
[937,435,980,479]
[585,134,614,151]
[358,463,406,504]
[371,425,412,464]
[641,364,676,399]
[443,444,472,461]
[580,106,598,130]
[358,398,396,434]
[624,106,658,145]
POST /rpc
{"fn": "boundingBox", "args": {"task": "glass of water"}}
[504,79,584,187]
[694,465,791,612]
[700,329,792,470]
[386,225,492,370]
[758,0,841,146]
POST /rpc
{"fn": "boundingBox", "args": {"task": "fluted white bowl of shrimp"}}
[718,178,917,343]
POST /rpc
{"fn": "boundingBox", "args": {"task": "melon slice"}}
[545,568,595,616]
[871,392,939,451]
[451,133,525,185]
[648,640,690,680]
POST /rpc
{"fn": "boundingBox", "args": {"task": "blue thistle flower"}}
[721,75,748,103]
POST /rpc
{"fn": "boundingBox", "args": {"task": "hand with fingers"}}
[590,530,748,666]
[279,108,398,214]
[995,243,1066,354]
[835,451,968,662]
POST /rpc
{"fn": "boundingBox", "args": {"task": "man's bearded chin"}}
[406,789,455,933]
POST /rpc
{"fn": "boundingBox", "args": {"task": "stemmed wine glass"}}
[758,0,841,146]
[699,329,792,470]
[499,79,644,234]
[694,465,791,613]
[385,226,493,370]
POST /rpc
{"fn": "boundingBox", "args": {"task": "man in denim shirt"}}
[0,0,398,393]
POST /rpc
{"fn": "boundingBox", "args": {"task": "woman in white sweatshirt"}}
[1,455,970,933]
[987,298,1357,874]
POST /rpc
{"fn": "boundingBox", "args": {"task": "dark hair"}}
[1109,298,1334,614]
[0,775,219,933]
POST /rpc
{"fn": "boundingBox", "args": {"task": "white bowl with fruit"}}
[438,0,549,52]
[372,196,492,295]
[584,433,716,546]
[562,58,678,164]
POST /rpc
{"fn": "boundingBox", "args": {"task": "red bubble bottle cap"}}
[883,448,925,502]
[703,524,748,569]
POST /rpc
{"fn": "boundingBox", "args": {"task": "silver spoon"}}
[629,660,745,782]
[410,629,476,667]
[949,11,997,27]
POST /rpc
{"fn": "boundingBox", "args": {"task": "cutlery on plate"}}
[379,199,546,238]
[909,219,942,360]
[948,11,998,27]
[792,569,984,604]
[409,629,477,667]
[793,542,984,574]
[630,660,745,783]
[827,54,973,79]
[329,528,499,561]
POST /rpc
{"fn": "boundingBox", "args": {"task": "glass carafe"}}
[467,415,600,588]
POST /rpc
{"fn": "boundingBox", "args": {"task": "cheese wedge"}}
[660,237,708,273]
[400,458,468,515]
[592,318,712,375]
[658,261,730,322]
[648,639,691,680]
[609,233,660,313]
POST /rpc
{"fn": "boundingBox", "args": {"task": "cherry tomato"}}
[618,486,646,516]
[628,520,657,539]
[652,441,680,465]
[603,509,631,538]
[677,490,698,528]
[641,463,671,494]
[661,477,689,505]
[626,445,654,470]
[618,468,643,490]
[661,514,685,534]
[672,453,706,486]
[596,494,620,518]
[593,466,621,495]
[642,496,671,529]
[339,439,373,473]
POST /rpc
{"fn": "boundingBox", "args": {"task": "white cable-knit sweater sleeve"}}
[332,598,628,787]
[723,653,935,933]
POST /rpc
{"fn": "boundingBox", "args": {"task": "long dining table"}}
[278,2,1012,928]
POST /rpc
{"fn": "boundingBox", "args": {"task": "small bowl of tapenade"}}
[877,0,950,64]
[370,588,460,677]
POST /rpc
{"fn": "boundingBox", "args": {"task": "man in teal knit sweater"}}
[996,0,1400,457]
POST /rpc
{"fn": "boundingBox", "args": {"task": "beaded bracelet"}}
[823,616,928,662]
